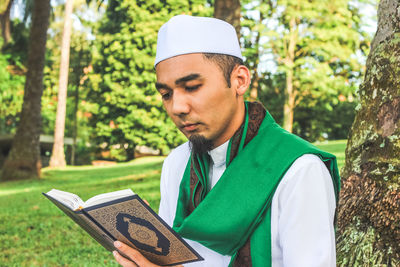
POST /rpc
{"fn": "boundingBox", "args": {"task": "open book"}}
[43,189,203,266]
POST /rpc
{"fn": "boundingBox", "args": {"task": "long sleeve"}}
[158,155,173,225]
[270,154,337,267]
[158,143,190,226]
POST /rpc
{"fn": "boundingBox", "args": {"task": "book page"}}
[83,189,135,208]
[44,193,115,252]
[46,189,84,210]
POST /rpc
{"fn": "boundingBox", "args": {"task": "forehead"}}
[155,53,219,83]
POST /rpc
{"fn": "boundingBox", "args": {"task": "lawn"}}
[314,139,347,172]
[0,140,346,266]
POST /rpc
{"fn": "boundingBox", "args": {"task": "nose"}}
[171,91,190,116]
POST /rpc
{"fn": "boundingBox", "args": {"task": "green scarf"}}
[173,102,340,266]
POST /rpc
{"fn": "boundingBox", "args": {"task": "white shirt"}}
[158,141,336,267]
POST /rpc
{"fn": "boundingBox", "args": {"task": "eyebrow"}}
[155,82,170,91]
[175,73,201,85]
[155,73,202,91]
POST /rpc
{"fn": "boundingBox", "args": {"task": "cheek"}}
[165,105,178,124]
[162,102,176,121]
[204,97,235,127]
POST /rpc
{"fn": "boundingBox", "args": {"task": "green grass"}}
[0,140,347,266]
[0,157,165,267]
[314,139,347,172]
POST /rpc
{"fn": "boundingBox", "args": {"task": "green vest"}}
[173,110,340,266]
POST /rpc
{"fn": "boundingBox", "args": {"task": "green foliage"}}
[257,67,358,141]
[294,100,357,141]
[0,19,31,135]
[88,0,211,160]
[0,38,25,134]
[2,19,30,65]
[242,0,372,141]
[2,0,371,161]
[40,1,101,164]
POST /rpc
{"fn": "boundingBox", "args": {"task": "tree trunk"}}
[0,0,13,47]
[71,74,79,166]
[214,0,241,39]
[337,0,400,265]
[49,0,74,167]
[249,69,259,101]
[282,17,296,133]
[0,0,50,181]
[249,8,264,102]
[283,66,294,132]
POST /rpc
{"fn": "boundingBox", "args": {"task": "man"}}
[113,15,340,267]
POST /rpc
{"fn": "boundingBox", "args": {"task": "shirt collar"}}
[208,140,229,167]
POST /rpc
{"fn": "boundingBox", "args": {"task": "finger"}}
[114,241,159,267]
[143,199,150,206]
[113,250,138,267]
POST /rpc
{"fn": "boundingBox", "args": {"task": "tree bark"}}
[249,8,264,102]
[1,0,50,181]
[282,64,294,132]
[282,17,296,133]
[49,0,74,167]
[337,0,400,265]
[214,0,241,39]
[71,72,79,166]
[0,0,13,47]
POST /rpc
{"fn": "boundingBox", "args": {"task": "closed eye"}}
[185,84,201,91]
[161,91,172,100]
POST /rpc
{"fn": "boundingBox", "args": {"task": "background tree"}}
[49,0,74,167]
[241,0,272,101]
[336,0,400,265]
[88,0,211,161]
[214,0,241,38]
[0,1,32,136]
[41,0,99,165]
[262,0,365,133]
[0,37,25,135]
[0,0,13,47]
[1,0,51,180]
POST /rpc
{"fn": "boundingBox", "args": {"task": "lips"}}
[181,122,200,132]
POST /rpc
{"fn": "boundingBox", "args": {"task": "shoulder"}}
[158,142,191,223]
[286,154,327,175]
[163,142,190,169]
[280,153,333,187]
[275,153,336,207]
[161,142,191,183]
[271,154,337,266]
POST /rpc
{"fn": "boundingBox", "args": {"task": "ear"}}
[231,65,251,96]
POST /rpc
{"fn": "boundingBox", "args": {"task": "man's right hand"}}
[113,241,183,267]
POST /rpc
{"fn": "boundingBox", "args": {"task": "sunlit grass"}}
[314,139,347,172]
[0,142,346,266]
[0,156,164,266]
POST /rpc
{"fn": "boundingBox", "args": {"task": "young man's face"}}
[155,53,245,148]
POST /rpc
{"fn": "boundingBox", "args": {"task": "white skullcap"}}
[155,15,243,66]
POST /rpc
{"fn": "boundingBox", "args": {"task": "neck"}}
[212,101,246,148]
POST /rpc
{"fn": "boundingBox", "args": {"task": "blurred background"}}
[0,0,377,167]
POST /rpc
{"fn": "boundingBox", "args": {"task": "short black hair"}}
[202,53,244,88]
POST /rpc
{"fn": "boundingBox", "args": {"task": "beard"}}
[189,134,214,156]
